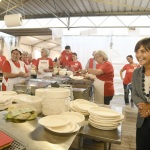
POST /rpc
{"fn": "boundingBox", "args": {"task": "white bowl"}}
[59,70,66,76]
[59,68,67,71]
[66,71,73,76]
[52,70,58,75]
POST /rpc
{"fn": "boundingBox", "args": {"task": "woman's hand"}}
[43,69,49,72]
[137,102,150,117]
[37,71,41,75]
[18,72,29,78]
[81,69,87,74]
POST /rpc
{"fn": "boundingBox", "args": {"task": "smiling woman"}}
[132,37,150,150]
[2,47,29,91]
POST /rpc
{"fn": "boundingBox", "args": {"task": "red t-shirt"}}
[0,55,6,71]
[122,64,140,84]
[69,61,82,72]
[2,60,28,91]
[35,58,53,68]
[96,61,114,96]
[60,50,73,67]
[31,59,37,66]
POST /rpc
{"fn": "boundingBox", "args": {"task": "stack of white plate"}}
[88,107,124,130]
[38,114,81,133]
[0,95,13,110]
[36,88,70,115]
[69,99,99,116]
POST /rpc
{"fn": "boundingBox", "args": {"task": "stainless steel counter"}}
[0,105,123,150]
[78,105,122,150]
[0,111,77,150]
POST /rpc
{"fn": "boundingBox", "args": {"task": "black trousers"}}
[104,96,113,105]
[136,117,150,150]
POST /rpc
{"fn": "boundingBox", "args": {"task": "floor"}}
[70,95,137,150]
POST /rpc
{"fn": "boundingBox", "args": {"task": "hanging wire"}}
[20,0,25,19]
[6,0,11,15]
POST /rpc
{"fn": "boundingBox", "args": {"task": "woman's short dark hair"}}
[72,52,77,56]
[134,37,150,52]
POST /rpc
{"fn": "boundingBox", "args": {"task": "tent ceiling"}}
[0,0,149,20]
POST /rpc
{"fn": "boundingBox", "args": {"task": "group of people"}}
[0,38,150,149]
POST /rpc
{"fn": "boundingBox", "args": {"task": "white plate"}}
[70,75,84,80]
[38,115,70,128]
[61,112,85,124]
[89,107,121,118]
[90,114,124,122]
[75,101,98,112]
[89,122,118,130]
[88,118,119,126]
[46,122,80,133]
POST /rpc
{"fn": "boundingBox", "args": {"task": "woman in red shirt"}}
[2,47,29,91]
[35,48,53,78]
[69,53,82,74]
[82,50,114,105]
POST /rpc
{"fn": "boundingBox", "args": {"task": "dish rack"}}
[0,129,26,150]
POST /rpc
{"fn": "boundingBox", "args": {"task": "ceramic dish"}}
[46,122,80,133]
[89,122,118,130]
[89,107,121,118]
[74,101,98,112]
[61,112,85,124]
[38,115,70,128]
[70,75,84,80]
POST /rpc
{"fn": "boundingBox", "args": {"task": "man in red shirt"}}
[59,45,73,69]
[0,50,6,73]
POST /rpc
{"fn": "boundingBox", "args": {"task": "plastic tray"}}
[0,130,26,150]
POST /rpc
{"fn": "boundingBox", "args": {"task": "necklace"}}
[142,66,150,100]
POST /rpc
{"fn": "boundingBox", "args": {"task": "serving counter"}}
[0,111,77,150]
[0,105,122,150]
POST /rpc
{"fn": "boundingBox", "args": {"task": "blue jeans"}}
[123,83,132,104]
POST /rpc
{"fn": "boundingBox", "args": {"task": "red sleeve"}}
[78,62,82,69]
[2,60,11,73]
[35,58,40,68]
[122,64,128,70]
[48,58,54,67]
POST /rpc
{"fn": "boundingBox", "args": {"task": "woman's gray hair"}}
[42,48,49,56]
[22,51,28,55]
[94,50,108,61]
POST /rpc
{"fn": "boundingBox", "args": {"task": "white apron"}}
[2,60,26,91]
[25,64,32,72]
[37,60,52,78]
[93,77,104,104]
